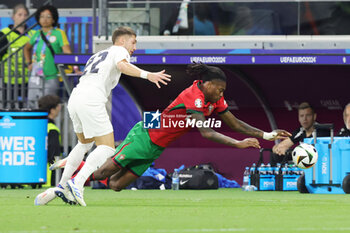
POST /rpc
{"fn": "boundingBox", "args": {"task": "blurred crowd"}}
[2,1,350,36]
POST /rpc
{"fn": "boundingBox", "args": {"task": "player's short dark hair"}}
[35,5,59,27]
[38,95,61,113]
[112,26,136,44]
[186,63,226,82]
[298,102,315,114]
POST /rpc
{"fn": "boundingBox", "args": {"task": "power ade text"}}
[0,136,35,166]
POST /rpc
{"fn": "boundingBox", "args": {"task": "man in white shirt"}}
[35,27,171,206]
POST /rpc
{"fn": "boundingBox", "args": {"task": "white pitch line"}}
[4,227,350,233]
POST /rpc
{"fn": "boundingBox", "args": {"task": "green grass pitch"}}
[1,187,350,233]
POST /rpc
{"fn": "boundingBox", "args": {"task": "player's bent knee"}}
[93,170,106,180]
[98,168,110,180]
[109,181,123,192]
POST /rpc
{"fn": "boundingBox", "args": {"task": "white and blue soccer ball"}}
[292,143,318,169]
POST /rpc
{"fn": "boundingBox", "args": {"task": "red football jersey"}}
[148,80,228,147]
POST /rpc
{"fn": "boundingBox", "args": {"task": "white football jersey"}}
[75,46,130,101]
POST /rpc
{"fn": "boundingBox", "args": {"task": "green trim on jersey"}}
[186,109,204,114]
[168,103,186,113]
[112,121,164,177]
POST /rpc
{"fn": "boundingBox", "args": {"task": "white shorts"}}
[68,89,113,139]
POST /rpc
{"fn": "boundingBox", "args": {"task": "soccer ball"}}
[292,143,318,169]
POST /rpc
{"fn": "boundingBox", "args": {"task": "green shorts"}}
[112,121,165,177]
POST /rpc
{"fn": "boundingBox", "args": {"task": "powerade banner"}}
[0,111,48,183]
[281,176,298,191]
[258,175,275,191]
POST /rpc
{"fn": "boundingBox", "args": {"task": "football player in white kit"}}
[34,26,171,206]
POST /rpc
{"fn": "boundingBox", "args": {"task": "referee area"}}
[1,0,350,232]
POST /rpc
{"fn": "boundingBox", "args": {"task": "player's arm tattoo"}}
[219,111,264,138]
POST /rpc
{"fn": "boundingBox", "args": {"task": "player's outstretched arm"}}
[272,138,294,155]
[191,113,260,149]
[117,60,171,88]
[219,111,291,141]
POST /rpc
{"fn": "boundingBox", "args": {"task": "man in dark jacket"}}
[271,102,330,166]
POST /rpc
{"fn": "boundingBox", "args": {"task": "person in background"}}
[0,31,6,60]
[38,95,62,187]
[271,102,330,166]
[24,5,72,109]
[162,2,194,35]
[337,103,350,136]
[0,4,36,107]
[193,4,216,35]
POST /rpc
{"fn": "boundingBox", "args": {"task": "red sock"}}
[71,161,85,179]
[88,173,108,186]
[100,178,108,186]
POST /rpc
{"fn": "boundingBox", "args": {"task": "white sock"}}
[74,145,115,189]
[59,141,94,188]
